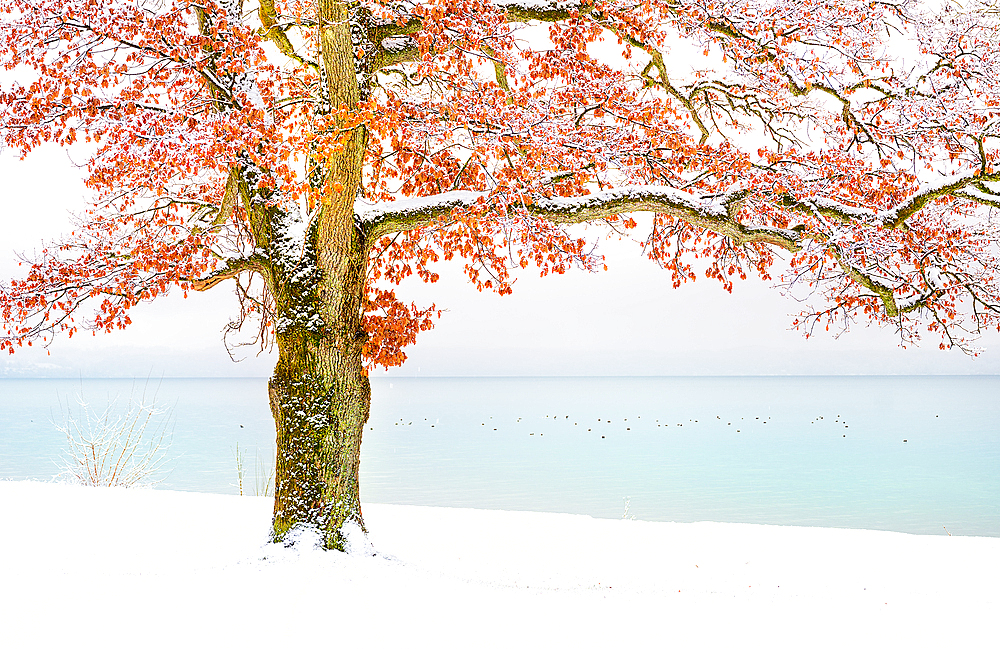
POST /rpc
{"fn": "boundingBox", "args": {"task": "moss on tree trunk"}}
[264,0,371,549]
[264,202,370,550]
[268,317,370,550]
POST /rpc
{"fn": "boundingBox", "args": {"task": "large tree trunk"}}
[264,175,369,549]
[267,238,370,550]
[265,0,370,550]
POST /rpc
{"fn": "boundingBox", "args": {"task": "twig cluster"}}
[57,388,173,488]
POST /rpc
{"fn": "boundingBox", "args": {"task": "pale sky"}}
[3,144,999,378]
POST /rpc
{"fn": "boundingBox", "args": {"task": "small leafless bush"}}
[57,385,173,488]
[622,496,635,520]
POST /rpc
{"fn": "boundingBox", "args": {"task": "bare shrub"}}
[57,385,173,488]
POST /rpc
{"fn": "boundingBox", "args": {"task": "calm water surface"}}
[1,376,997,536]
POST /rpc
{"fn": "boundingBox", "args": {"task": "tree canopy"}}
[3,0,1000,356]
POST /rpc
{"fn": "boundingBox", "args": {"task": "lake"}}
[1,376,997,536]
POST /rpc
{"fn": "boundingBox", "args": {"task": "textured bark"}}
[267,245,370,550]
[262,0,371,550]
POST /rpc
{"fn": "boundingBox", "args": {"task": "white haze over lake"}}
[3,145,1000,378]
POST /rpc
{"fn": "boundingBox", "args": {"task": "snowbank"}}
[1,481,996,647]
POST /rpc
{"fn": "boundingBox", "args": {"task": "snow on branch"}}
[957,187,1000,209]
[808,171,1000,227]
[361,186,803,251]
[528,186,801,250]
[367,0,594,73]
[494,0,593,22]
[358,190,488,232]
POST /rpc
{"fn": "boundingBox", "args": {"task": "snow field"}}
[1,481,996,647]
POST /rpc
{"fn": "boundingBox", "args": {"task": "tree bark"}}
[264,184,370,550]
[263,0,371,550]
[267,235,371,550]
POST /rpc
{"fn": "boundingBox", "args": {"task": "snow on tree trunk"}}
[268,285,370,548]
[264,171,371,547]
[267,0,371,547]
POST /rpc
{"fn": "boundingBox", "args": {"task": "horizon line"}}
[2,373,999,380]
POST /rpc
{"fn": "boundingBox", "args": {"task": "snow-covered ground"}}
[1,481,996,647]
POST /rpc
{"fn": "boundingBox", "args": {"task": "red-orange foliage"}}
[3,0,1000,360]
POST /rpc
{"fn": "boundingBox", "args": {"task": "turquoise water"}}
[1,376,998,536]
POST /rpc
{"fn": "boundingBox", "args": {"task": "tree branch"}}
[369,37,421,73]
[366,0,596,74]
[495,0,595,22]
[187,256,265,292]
[360,186,803,251]
[258,0,319,69]
[833,252,900,317]
[887,173,1000,227]
[803,172,1000,227]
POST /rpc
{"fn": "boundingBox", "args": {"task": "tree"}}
[2,0,1000,549]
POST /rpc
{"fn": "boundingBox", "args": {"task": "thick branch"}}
[360,190,486,240]
[371,17,423,42]
[367,0,595,73]
[258,0,319,69]
[806,172,1000,227]
[480,43,512,97]
[360,186,803,251]
[833,253,899,317]
[497,0,594,22]
[188,256,265,292]
[529,188,800,251]
[211,168,241,227]
[360,172,1000,323]
[370,37,421,72]
[888,172,1000,227]
[957,186,1000,210]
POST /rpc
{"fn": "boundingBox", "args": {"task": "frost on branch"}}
[4,0,1000,363]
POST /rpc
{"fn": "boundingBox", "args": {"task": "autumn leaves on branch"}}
[2,0,1000,361]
